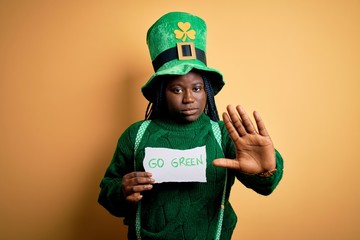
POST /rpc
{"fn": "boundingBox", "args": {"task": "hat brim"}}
[142,59,224,102]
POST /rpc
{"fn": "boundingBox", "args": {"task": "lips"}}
[181,108,198,115]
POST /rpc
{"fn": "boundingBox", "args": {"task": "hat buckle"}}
[177,42,197,60]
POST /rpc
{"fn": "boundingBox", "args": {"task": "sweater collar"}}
[153,113,211,131]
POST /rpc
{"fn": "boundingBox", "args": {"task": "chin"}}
[181,115,200,123]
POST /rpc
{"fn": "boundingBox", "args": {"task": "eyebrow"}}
[192,81,204,85]
[167,81,204,87]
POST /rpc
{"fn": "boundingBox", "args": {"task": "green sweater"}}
[98,113,283,240]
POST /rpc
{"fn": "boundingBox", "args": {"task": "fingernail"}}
[143,185,152,190]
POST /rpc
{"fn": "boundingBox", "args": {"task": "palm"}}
[213,105,276,175]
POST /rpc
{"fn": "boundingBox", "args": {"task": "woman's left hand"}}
[212,105,276,175]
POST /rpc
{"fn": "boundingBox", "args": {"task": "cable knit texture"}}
[98,113,284,240]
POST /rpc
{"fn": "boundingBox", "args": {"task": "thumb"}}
[212,158,239,170]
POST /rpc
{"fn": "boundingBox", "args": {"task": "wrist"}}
[256,169,277,177]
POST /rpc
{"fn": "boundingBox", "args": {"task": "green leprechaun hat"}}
[141,11,225,102]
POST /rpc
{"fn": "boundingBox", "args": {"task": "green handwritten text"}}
[171,155,204,168]
[148,158,165,168]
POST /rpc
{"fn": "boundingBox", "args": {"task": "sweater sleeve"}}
[235,149,284,195]
[220,121,284,196]
[98,122,141,217]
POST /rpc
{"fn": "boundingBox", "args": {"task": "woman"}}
[98,12,283,240]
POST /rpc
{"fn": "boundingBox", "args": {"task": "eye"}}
[193,85,203,92]
[172,87,183,94]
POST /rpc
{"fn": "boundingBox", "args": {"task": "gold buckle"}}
[177,42,197,60]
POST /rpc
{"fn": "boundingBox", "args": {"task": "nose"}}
[182,89,195,104]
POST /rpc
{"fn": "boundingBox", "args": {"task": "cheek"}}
[165,94,179,111]
[198,92,207,108]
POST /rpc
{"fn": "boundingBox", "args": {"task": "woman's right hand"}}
[122,172,155,203]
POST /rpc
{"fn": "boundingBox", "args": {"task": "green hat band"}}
[152,45,207,71]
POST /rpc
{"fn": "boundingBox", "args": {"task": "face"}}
[165,71,207,123]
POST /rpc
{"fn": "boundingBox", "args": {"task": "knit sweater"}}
[98,113,284,240]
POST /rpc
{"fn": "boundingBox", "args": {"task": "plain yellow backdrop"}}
[1,1,359,239]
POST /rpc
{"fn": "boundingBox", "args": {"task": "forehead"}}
[166,72,204,86]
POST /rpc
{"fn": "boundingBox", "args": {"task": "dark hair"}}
[145,74,220,121]
[202,75,220,121]
[144,79,165,120]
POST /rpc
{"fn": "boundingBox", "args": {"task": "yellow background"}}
[1,1,359,239]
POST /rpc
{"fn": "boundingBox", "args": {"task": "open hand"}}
[122,172,155,203]
[212,105,276,175]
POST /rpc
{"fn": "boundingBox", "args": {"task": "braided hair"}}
[202,75,220,121]
[145,74,220,121]
[144,79,165,120]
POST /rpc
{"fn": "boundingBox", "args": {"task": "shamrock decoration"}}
[174,22,196,42]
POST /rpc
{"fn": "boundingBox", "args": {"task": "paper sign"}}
[143,146,207,183]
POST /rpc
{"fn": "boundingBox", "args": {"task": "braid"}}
[145,81,165,120]
[203,75,220,121]
[145,102,153,120]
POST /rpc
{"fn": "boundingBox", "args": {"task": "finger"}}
[226,105,247,136]
[131,184,154,193]
[123,171,152,180]
[212,158,240,171]
[222,112,241,142]
[132,176,155,185]
[123,183,153,198]
[122,172,155,197]
[253,111,269,136]
[123,172,155,185]
[223,113,245,142]
[126,192,143,203]
[236,105,256,134]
